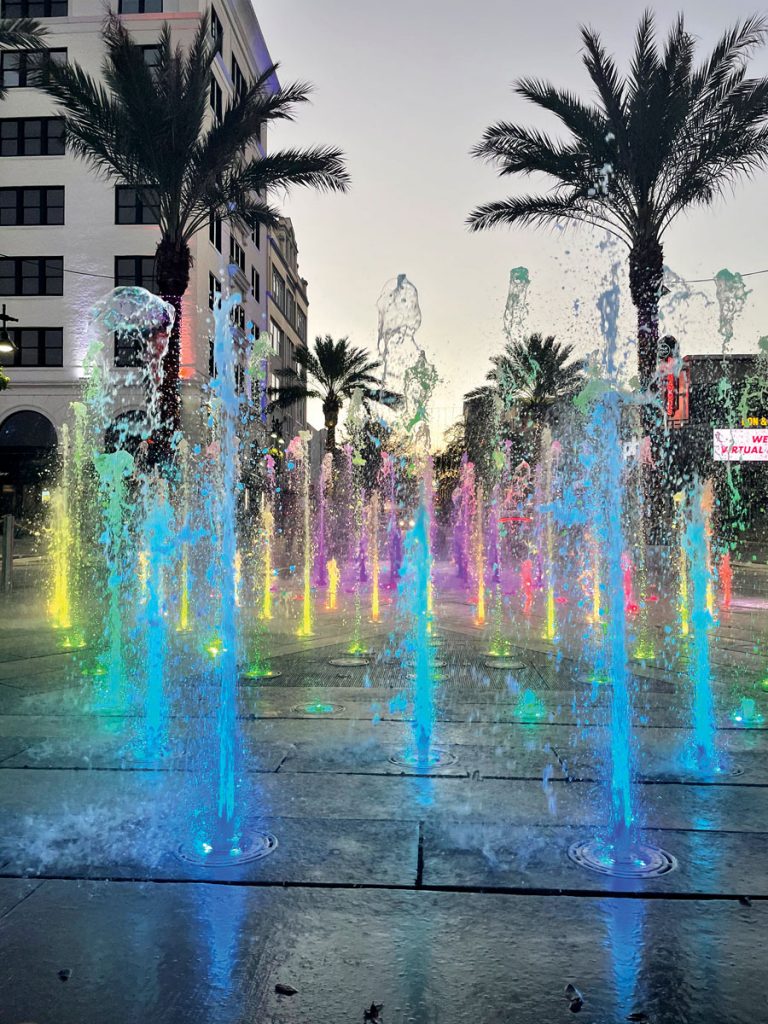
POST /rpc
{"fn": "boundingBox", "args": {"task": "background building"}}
[0,0,308,520]
[266,215,308,442]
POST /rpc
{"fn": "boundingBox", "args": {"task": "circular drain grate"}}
[389,748,458,769]
[484,659,525,670]
[568,839,677,878]
[291,702,345,716]
[177,832,278,867]
[329,657,370,667]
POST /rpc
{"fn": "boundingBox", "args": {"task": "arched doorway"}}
[0,410,58,525]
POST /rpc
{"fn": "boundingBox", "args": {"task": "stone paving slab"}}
[0,814,419,886]
[0,880,764,1023]
[0,877,41,918]
[0,737,291,773]
[422,821,768,896]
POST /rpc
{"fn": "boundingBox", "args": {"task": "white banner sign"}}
[714,429,768,462]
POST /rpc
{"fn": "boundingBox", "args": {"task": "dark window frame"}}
[115,185,159,225]
[0,186,64,225]
[0,47,66,89]
[117,0,162,12]
[209,74,223,122]
[250,265,260,302]
[208,271,221,310]
[140,44,160,72]
[0,256,63,296]
[0,326,62,367]
[209,211,222,251]
[229,236,245,273]
[0,117,64,157]
[210,6,223,55]
[0,0,68,17]
[231,53,247,99]
[114,254,157,292]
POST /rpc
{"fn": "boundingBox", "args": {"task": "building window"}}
[115,185,159,225]
[0,186,64,225]
[209,211,221,251]
[210,6,223,55]
[286,289,296,327]
[0,326,62,367]
[252,222,260,249]
[114,255,156,291]
[0,117,64,156]
[296,308,307,342]
[231,54,247,99]
[250,266,260,302]
[1,0,67,16]
[271,268,285,311]
[114,332,142,368]
[140,45,160,72]
[208,271,221,310]
[117,0,162,12]
[229,236,245,274]
[0,48,66,89]
[209,75,223,122]
[0,256,62,295]
[231,304,245,331]
[269,318,284,355]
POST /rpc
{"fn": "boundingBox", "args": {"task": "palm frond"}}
[0,17,46,50]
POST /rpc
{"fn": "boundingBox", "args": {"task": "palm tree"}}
[466,333,585,423]
[42,13,349,453]
[268,335,398,452]
[469,12,768,392]
[0,18,47,100]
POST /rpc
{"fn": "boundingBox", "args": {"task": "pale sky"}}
[255,0,768,434]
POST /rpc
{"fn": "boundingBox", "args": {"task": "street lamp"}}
[0,305,18,357]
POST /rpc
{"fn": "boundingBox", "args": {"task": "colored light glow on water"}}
[260,495,274,621]
[326,558,339,610]
[243,665,277,679]
[731,697,764,726]
[302,701,336,715]
[48,431,72,630]
[515,688,546,720]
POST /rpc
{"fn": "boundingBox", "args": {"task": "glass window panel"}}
[45,119,64,154]
[45,258,62,294]
[0,261,13,294]
[46,187,64,224]
[23,120,41,155]
[1,52,22,88]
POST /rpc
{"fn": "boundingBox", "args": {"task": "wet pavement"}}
[0,582,767,1022]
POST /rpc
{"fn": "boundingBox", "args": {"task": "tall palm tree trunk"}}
[323,399,339,453]
[629,236,664,391]
[154,237,191,462]
[629,235,665,537]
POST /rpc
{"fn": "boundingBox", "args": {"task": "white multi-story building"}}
[266,215,309,442]
[0,0,307,519]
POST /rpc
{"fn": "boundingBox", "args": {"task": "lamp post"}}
[0,305,19,357]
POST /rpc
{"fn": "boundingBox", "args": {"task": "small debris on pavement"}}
[363,1002,383,1021]
[739,895,752,906]
[57,969,72,982]
[275,983,298,996]
[564,983,584,1013]
[626,1013,649,1022]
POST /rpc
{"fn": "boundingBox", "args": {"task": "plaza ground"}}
[0,560,766,1022]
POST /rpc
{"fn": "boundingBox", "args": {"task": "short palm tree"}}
[469,12,768,391]
[269,335,398,452]
[466,333,586,425]
[43,13,349,448]
[0,18,47,100]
